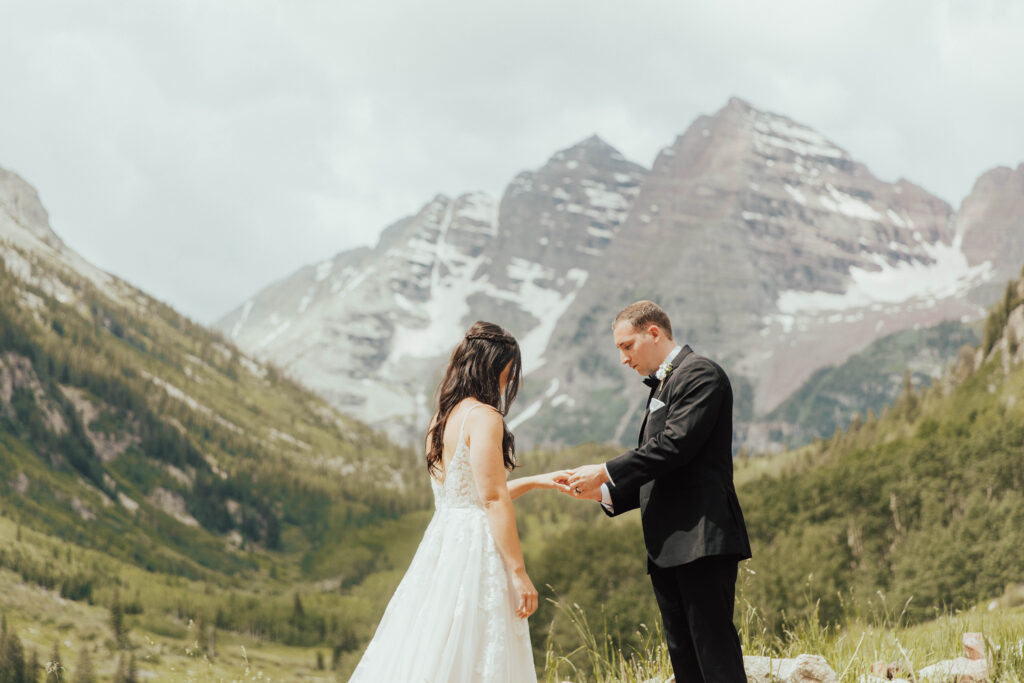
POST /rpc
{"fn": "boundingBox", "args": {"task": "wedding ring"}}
[574,486,581,494]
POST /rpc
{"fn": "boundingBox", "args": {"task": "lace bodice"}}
[430,404,485,510]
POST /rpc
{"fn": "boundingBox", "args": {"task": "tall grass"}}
[540,582,1024,683]
[541,598,671,683]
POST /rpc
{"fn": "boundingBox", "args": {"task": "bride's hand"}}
[512,569,538,619]
[537,470,572,493]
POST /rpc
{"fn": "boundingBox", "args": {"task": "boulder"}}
[744,654,838,683]
[962,632,986,660]
[919,657,988,682]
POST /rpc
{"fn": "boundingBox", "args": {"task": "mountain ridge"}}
[215,98,1019,449]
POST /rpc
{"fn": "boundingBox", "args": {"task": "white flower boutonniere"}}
[655,360,674,382]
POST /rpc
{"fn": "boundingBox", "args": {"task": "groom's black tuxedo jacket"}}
[605,345,751,569]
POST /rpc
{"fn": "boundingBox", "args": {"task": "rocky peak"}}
[0,167,66,251]
[496,137,646,281]
[958,163,1024,282]
[553,134,626,165]
[0,166,128,308]
[550,97,983,427]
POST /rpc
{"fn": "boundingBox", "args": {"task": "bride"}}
[349,321,569,682]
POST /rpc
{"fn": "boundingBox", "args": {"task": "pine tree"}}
[290,592,305,632]
[71,646,93,683]
[896,370,918,418]
[27,651,40,683]
[126,653,137,683]
[1,627,27,683]
[110,589,126,648]
[28,649,40,683]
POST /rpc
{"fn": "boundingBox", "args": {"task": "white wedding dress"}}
[349,404,537,682]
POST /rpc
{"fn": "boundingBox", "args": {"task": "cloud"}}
[1,0,1022,322]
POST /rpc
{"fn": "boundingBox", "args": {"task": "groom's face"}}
[613,320,660,376]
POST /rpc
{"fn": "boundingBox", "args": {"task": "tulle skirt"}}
[349,506,536,682]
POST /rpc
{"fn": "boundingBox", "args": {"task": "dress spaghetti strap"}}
[459,402,485,433]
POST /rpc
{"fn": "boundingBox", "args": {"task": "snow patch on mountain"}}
[315,259,333,282]
[751,116,847,160]
[388,257,588,374]
[456,192,499,232]
[819,184,883,221]
[230,300,254,339]
[508,396,543,430]
[389,255,486,361]
[507,377,563,430]
[775,236,993,315]
[583,184,631,213]
[510,266,588,372]
[784,184,807,205]
[258,319,292,349]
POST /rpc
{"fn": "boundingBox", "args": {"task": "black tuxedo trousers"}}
[650,556,746,682]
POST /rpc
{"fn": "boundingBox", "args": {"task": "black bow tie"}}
[642,373,660,388]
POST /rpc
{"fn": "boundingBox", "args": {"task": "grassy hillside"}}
[0,244,436,678]
[740,276,1024,632]
[764,319,980,447]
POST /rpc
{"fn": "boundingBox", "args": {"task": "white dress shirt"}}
[600,344,682,512]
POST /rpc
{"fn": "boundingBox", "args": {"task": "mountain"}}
[219,136,647,441]
[0,165,433,677]
[218,97,1020,451]
[958,162,1024,302]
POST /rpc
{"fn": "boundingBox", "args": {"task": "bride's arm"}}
[507,471,571,500]
[468,408,538,619]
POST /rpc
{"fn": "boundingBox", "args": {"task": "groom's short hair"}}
[614,301,673,340]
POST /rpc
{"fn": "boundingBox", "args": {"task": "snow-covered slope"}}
[219,137,646,442]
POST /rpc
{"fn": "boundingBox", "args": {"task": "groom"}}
[566,300,751,683]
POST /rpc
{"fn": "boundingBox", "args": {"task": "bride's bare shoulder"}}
[463,401,502,440]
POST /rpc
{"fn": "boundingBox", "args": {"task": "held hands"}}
[565,464,609,501]
[530,465,607,500]
[536,470,573,494]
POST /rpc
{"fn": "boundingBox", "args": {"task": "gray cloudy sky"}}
[2,0,1022,323]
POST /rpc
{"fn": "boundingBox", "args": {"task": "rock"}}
[919,657,988,682]
[744,654,838,683]
[9,471,29,495]
[871,661,912,680]
[70,496,96,521]
[858,675,913,683]
[963,632,986,660]
[146,487,200,527]
[117,491,139,514]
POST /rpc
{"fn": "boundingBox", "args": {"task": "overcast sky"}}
[2,1,1022,323]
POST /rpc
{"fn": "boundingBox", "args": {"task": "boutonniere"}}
[655,359,674,382]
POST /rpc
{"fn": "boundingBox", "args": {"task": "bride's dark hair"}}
[426,321,521,478]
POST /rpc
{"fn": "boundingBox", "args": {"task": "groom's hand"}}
[567,464,608,500]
